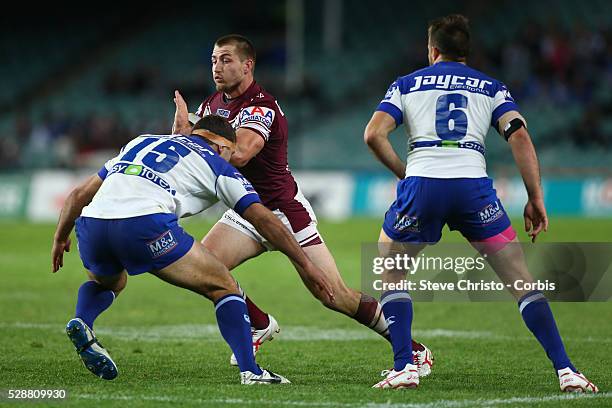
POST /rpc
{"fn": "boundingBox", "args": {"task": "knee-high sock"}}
[215,294,262,374]
[519,291,575,371]
[354,293,424,352]
[354,293,390,339]
[75,281,115,329]
[381,290,413,371]
[236,281,270,330]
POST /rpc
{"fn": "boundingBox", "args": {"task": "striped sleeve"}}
[376,80,403,126]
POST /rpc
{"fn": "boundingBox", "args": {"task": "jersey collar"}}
[222,80,258,104]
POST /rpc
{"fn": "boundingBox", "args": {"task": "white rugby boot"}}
[372,363,419,389]
[558,367,598,393]
[241,368,290,385]
[230,314,280,366]
[412,342,434,377]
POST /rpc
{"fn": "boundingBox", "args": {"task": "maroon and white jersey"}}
[195,81,296,209]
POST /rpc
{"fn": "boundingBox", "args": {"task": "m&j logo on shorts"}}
[147,230,178,259]
[478,201,504,224]
[394,214,420,233]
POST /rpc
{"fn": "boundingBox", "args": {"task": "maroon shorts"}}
[218,187,323,249]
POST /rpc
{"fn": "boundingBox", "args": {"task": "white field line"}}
[1,322,610,344]
[73,392,612,408]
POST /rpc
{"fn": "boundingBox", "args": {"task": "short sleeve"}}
[98,155,121,180]
[376,80,403,126]
[214,162,261,215]
[491,82,520,128]
[237,105,276,141]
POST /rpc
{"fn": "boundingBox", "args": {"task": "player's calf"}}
[353,292,434,377]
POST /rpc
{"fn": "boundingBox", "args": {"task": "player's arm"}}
[212,164,334,303]
[229,128,265,168]
[242,203,334,304]
[52,174,103,272]
[500,112,548,242]
[364,111,405,179]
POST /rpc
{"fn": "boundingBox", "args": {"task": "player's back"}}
[379,61,518,178]
[82,134,258,219]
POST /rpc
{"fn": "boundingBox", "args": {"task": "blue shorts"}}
[382,177,511,243]
[75,213,194,277]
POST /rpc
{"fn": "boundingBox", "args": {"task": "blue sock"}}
[75,281,115,329]
[381,290,413,371]
[519,291,575,371]
[215,295,262,375]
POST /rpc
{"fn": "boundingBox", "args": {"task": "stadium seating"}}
[0,0,609,172]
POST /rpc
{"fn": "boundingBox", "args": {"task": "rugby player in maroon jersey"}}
[172,34,433,376]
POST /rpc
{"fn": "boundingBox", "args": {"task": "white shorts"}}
[219,187,323,250]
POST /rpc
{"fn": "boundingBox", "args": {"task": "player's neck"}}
[434,56,467,65]
[224,77,254,100]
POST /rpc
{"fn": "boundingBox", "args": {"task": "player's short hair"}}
[428,14,471,60]
[192,115,236,143]
[215,34,257,63]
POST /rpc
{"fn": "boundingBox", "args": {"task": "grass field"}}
[1,217,611,407]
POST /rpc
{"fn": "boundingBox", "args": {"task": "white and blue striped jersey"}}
[377,61,520,178]
[81,134,260,219]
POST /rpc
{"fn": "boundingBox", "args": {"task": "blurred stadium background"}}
[0,0,610,223]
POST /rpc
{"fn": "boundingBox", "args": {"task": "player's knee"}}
[91,272,127,294]
[196,268,238,301]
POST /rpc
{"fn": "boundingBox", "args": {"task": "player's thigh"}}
[476,237,534,300]
[201,220,265,270]
[151,241,237,301]
[378,228,426,257]
[378,228,426,283]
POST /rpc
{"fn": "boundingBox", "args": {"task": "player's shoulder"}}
[179,135,235,174]
[238,82,283,130]
[202,91,222,104]
[196,92,221,117]
[245,82,278,108]
[394,62,505,96]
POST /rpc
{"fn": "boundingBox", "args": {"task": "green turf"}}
[0,217,611,407]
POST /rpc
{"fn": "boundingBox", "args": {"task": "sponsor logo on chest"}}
[216,108,231,118]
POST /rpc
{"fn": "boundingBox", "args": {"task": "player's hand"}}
[524,197,548,243]
[172,90,190,134]
[51,238,71,273]
[303,263,335,305]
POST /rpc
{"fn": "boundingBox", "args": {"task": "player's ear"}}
[244,59,253,75]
